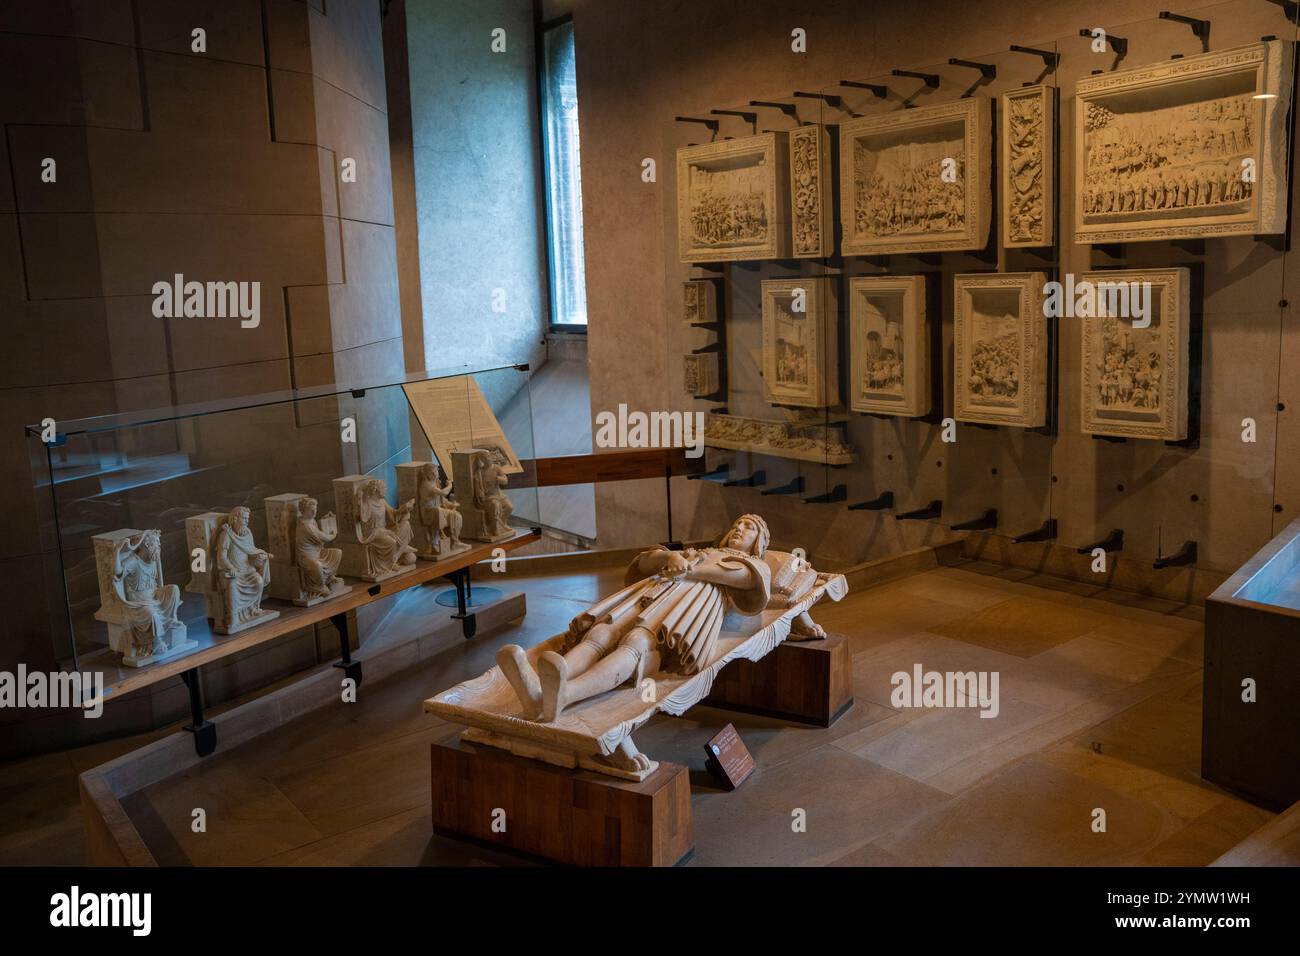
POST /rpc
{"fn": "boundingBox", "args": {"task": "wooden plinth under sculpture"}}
[431,735,693,867]
[705,633,853,727]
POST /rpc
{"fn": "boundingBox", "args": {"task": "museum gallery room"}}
[5,0,1300,885]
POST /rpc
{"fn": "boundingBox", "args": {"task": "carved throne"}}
[451,449,512,544]
[184,512,278,635]
[264,493,349,607]
[332,474,402,582]
[92,528,192,668]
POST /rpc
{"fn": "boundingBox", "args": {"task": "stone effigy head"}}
[229,506,250,532]
[719,513,769,557]
[299,496,318,518]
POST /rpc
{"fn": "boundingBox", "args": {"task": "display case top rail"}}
[23,362,528,438]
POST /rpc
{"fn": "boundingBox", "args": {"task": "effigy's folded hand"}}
[660,550,692,578]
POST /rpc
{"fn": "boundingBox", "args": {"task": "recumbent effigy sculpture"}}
[426,513,847,780]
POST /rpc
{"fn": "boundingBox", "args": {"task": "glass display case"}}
[25,364,540,675]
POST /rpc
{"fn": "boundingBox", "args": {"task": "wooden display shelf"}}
[78,528,540,707]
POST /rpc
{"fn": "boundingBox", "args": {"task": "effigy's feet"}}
[495,644,542,720]
[538,651,570,722]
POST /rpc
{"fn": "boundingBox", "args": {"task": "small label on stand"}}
[704,723,754,790]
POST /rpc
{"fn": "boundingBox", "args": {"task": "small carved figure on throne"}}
[214,506,276,633]
[356,479,417,575]
[472,455,513,540]
[295,497,346,601]
[417,463,465,557]
[100,529,190,666]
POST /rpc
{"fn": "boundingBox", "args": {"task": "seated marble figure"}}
[294,496,348,601]
[94,528,194,667]
[417,463,466,556]
[213,506,278,634]
[496,514,827,725]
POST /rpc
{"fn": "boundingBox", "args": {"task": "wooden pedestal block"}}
[704,633,853,727]
[430,736,693,866]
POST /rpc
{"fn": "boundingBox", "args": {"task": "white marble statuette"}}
[333,475,418,582]
[425,514,847,782]
[265,494,351,606]
[93,529,195,667]
[452,449,514,543]
[185,507,280,635]
[395,461,470,560]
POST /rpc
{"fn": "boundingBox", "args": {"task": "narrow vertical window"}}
[541,19,587,327]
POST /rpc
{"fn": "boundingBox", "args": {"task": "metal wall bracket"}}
[1079,28,1128,56]
[1077,528,1125,554]
[951,508,998,532]
[804,484,847,505]
[1013,518,1058,544]
[1154,540,1198,569]
[849,490,894,512]
[1158,11,1210,50]
[892,68,940,88]
[948,58,996,79]
[761,476,806,497]
[723,469,766,488]
[839,80,888,98]
[896,499,943,521]
[1009,44,1061,70]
